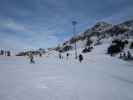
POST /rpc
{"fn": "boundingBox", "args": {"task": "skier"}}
[7,51,11,56]
[59,52,62,59]
[66,53,70,60]
[123,51,126,58]
[120,52,122,58]
[0,50,4,55]
[39,52,42,57]
[127,51,132,59]
[29,52,35,64]
[79,54,83,63]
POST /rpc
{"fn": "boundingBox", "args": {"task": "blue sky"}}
[0,0,133,51]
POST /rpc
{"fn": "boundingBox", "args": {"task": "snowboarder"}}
[79,54,83,63]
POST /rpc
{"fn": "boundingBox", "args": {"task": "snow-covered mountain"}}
[14,19,133,61]
[83,21,113,36]
[55,20,133,51]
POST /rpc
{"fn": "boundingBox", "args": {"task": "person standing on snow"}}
[29,52,35,64]
[7,51,11,56]
[59,52,62,59]
[79,54,83,63]
[127,51,132,59]
[66,53,70,60]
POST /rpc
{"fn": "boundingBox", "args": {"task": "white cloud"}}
[0,18,61,52]
[0,18,36,37]
[5,20,26,32]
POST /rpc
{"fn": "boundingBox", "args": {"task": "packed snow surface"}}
[0,44,133,100]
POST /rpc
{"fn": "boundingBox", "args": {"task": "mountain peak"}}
[95,21,111,26]
[92,21,112,32]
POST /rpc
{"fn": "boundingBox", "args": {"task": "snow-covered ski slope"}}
[0,44,133,100]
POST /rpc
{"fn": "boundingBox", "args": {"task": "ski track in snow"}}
[0,44,133,100]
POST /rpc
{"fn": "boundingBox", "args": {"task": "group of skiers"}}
[27,50,84,64]
[59,52,84,63]
[0,50,11,56]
